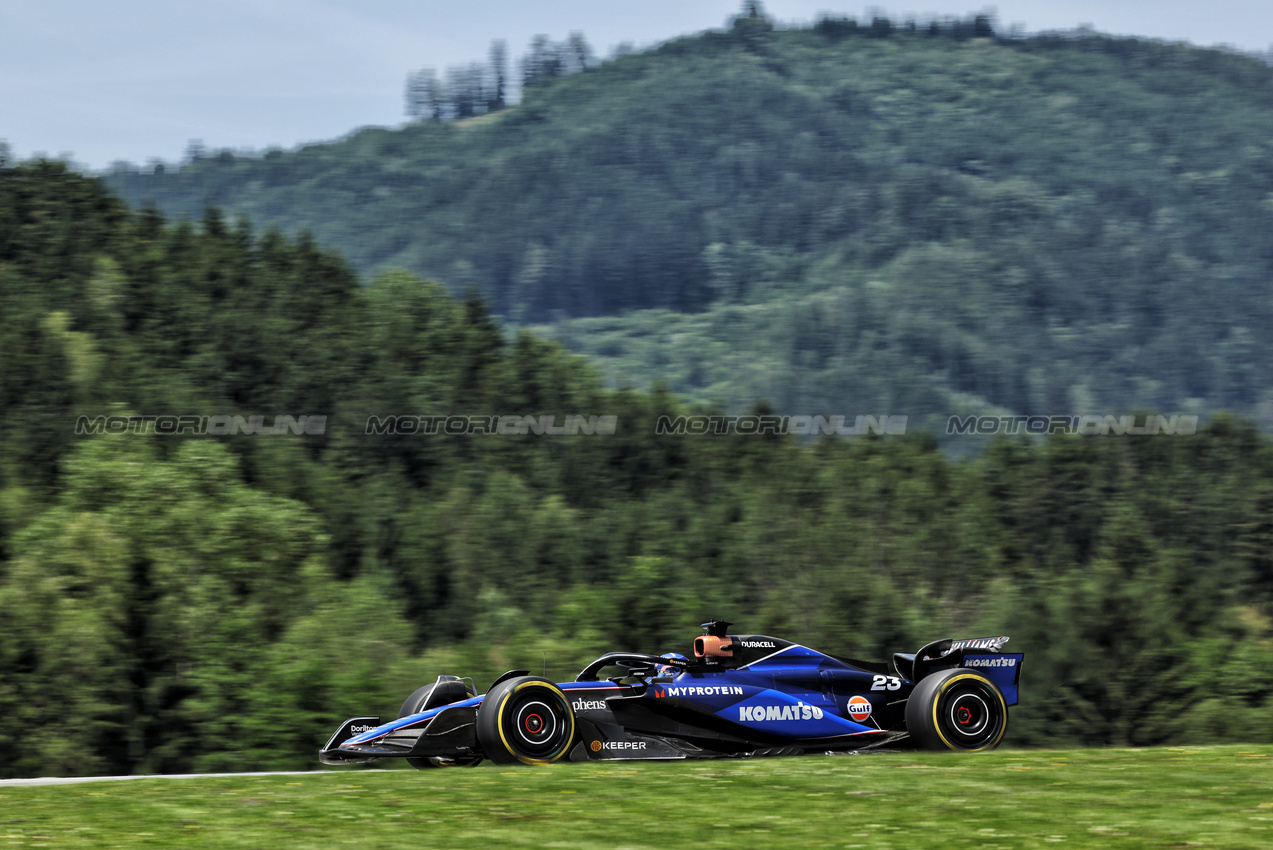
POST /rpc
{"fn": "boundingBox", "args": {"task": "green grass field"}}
[1,746,1269,848]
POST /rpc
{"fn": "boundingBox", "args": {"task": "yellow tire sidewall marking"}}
[496,680,575,765]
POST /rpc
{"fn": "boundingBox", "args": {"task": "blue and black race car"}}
[320,621,1023,767]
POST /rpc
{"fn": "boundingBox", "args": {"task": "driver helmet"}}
[657,652,688,679]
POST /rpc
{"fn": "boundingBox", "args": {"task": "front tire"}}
[476,676,576,765]
[906,669,1007,751]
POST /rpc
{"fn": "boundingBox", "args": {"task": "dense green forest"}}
[2,161,1273,778]
[104,12,1273,430]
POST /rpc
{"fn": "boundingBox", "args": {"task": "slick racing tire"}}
[400,679,483,769]
[906,668,1008,752]
[476,676,576,766]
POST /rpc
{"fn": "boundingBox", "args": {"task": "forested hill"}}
[105,14,1273,427]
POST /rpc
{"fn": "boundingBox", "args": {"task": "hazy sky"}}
[2,1,1269,170]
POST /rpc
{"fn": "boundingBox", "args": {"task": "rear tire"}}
[906,668,1007,752]
[476,676,576,765]
[400,678,483,769]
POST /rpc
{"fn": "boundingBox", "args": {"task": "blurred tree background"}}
[4,9,1273,775]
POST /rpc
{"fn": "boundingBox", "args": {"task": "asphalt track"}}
[0,770,382,787]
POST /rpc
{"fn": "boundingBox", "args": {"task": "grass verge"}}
[0,745,1269,848]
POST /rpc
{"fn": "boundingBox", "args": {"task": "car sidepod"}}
[563,640,904,760]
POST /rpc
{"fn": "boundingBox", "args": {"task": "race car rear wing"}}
[960,651,1022,706]
[894,636,1022,703]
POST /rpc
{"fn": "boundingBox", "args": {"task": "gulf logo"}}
[847,695,872,722]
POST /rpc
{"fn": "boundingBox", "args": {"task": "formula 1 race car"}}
[320,622,1023,767]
